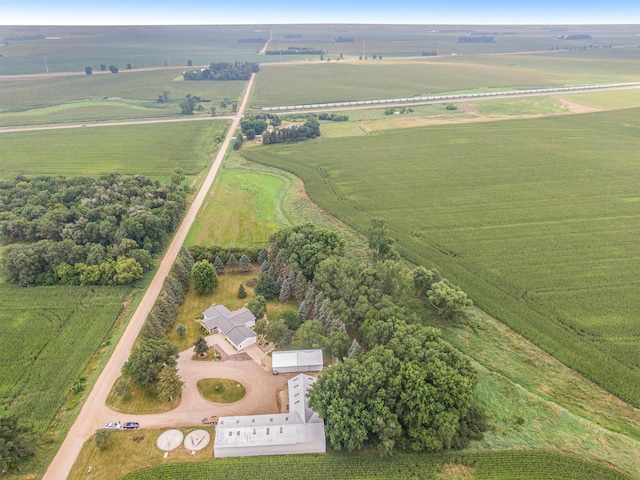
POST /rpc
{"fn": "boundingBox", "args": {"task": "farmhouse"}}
[272,349,324,374]
[213,374,326,457]
[200,304,256,351]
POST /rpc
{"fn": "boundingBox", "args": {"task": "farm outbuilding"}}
[200,304,256,351]
[213,374,326,458]
[271,349,323,374]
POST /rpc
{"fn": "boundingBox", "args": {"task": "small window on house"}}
[266,428,270,435]
[270,418,273,422]
[295,392,300,397]
[251,419,255,423]
[237,431,240,436]
[236,420,239,424]
[285,417,289,421]
[279,427,283,433]
[228,431,233,437]
[253,429,256,435]
[295,400,300,404]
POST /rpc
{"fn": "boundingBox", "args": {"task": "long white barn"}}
[213,374,326,457]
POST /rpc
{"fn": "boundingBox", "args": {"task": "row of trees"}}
[0,173,187,286]
[250,223,482,455]
[119,247,195,402]
[182,61,259,81]
[261,117,321,145]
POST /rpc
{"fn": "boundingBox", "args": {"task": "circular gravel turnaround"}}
[156,429,184,451]
[184,429,211,452]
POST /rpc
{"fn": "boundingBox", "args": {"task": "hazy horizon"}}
[3,0,638,26]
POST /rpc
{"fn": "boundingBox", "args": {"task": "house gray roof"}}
[200,304,256,349]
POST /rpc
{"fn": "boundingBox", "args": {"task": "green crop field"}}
[241,107,640,407]
[0,120,226,180]
[250,51,640,108]
[0,69,246,126]
[0,284,129,431]
[120,450,632,480]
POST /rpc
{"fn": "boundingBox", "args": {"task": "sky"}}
[2,0,638,25]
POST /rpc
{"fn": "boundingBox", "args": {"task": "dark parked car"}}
[123,422,140,429]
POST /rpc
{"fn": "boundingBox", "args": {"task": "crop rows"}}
[0,284,128,431]
[241,107,640,405]
[121,450,632,479]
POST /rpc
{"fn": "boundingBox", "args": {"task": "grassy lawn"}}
[106,378,180,415]
[196,379,246,403]
[67,427,215,480]
[241,107,640,408]
[0,120,226,180]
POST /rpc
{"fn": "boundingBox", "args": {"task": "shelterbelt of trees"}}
[0,173,187,286]
[253,223,483,455]
[182,61,259,81]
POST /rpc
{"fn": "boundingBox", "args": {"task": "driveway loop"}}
[157,429,184,452]
[184,429,210,454]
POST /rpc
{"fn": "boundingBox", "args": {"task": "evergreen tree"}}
[237,283,247,299]
[279,275,293,303]
[257,248,268,264]
[157,366,185,402]
[347,338,363,358]
[293,271,308,300]
[214,256,225,274]
[226,254,239,272]
[297,300,309,321]
[239,254,252,272]
[260,259,270,273]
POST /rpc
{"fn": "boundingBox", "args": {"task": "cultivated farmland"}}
[0,284,129,431]
[0,121,226,180]
[120,450,632,480]
[241,107,640,406]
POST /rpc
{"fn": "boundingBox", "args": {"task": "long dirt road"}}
[42,73,256,480]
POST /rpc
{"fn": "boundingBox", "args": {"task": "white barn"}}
[214,374,326,458]
[272,349,324,374]
[200,304,256,351]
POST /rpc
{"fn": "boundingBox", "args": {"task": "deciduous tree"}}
[191,260,218,294]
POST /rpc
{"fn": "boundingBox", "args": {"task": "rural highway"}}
[42,73,256,480]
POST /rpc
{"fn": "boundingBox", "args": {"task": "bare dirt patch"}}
[439,463,474,479]
[557,98,601,114]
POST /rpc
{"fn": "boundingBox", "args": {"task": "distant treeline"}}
[318,113,349,122]
[237,37,267,43]
[421,51,438,56]
[3,34,45,43]
[266,47,323,55]
[284,34,302,38]
[335,36,354,42]
[458,36,494,43]
[183,61,259,81]
[566,34,592,40]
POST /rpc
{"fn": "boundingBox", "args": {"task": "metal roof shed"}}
[272,349,323,374]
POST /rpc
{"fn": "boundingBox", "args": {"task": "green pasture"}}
[0,69,246,125]
[250,51,640,107]
[120,450,631,480]
[0,120,226,180]
[0,284,129,431]
[185,169,286,248]
[241,107,640,406]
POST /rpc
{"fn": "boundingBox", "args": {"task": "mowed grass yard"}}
[0,120,226,180]
[241,107,640,407]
